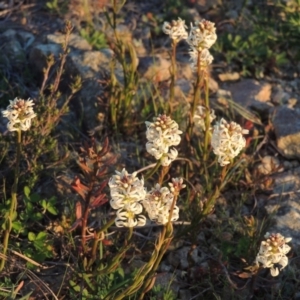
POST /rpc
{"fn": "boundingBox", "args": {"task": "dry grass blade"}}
[227,98,263,125]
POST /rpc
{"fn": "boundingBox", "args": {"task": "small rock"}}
[218,72,240,81]
[194,0,219,12]
[167,246,199,270]
[287,98,297,108]
[16,31,35,50]
[272,106,300,159]
[256,156,281,175]
[227,79,272,108]
[29,43,62,72]
[154,273,180,297]
[138,56,171,82]
[264,168,300,247]
[179,289,192,300]
[272,87,291,105]
[47,33,92,51]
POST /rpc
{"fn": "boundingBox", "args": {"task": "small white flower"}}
[161,148,178,167]
[109,169,147,227]
[187,19,217,51]
[194,105,216,131]
[162,18,188,42]
[2,97,36,132]
[145,115,182,165]
[142,181,183,225]
[115,203,146,228]
[109,168,146,210]
[211,118,249,166]
[255,233,292,277]
[189,48,214,70]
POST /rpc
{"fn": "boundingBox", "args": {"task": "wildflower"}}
[255,232,292,277]
[161,148,178,167]
[168,177,186,196]
[211,118,249,166]
[2,97,36,132]
[109,168,146,227]
[187,19,217,51]
[142,181,182,225]
[162,18,188,43]
[194,105,216,131]
[189,48,214,70]
[145,114,182,166]
[115,203,147,228]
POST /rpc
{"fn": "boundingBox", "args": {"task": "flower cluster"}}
[162,18,188,43]
[109,169,146,227]
[145,115,182,167]
[211,118,249,166]
[186,19,217,70]
[2,97,36,132]
[187,20,217,51]
[194,105,216,131]
[189,47,214,71]
[255,232,292,277]
[142,178,184,225]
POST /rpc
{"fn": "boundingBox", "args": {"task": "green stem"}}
[88,217,116,268]
[144,160,161,180]
[203,73,210,162]
[0,129,22,271]
[202,164,229,216]
[187,50,203,138]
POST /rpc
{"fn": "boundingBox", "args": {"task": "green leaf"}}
[12,221,23,232]
[30,194,41,203]
[47,205,58,215]
[28,232,36,241]
[36,231,47,241]
[24,186,31,198]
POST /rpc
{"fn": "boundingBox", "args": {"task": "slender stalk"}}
[202,164,229,216]
[169,40,177,114]
[144,160,161,180]
[187,50,203,138]
[81,188,93,254]
[203,72,211,162]
[158,165,169,185]
[0,129,22,271]
[139,194,178,299]
[89,217,116,268]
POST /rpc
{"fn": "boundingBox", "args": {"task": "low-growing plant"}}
[0,1,296,299]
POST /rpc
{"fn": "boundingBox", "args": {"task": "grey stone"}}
[179,289,192,300]
[272,106,300,159]
[138,56,172,82]
[264,167,300,247]
[167,246,199,270]
[194,0,220,12]
[154,272,180,297]
[227,79,272,107]
[29,43,62,72]
[47,33,92,51]
[16,31,35,50]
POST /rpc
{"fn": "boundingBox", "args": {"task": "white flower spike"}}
[142,180,184,225]
[109,168,146,228]
[145,114,182,166]
[211,118,249,166]
[255,232,292,277]
[162,18,188,43]
[187,19,217,51]
[2,97,36,132]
